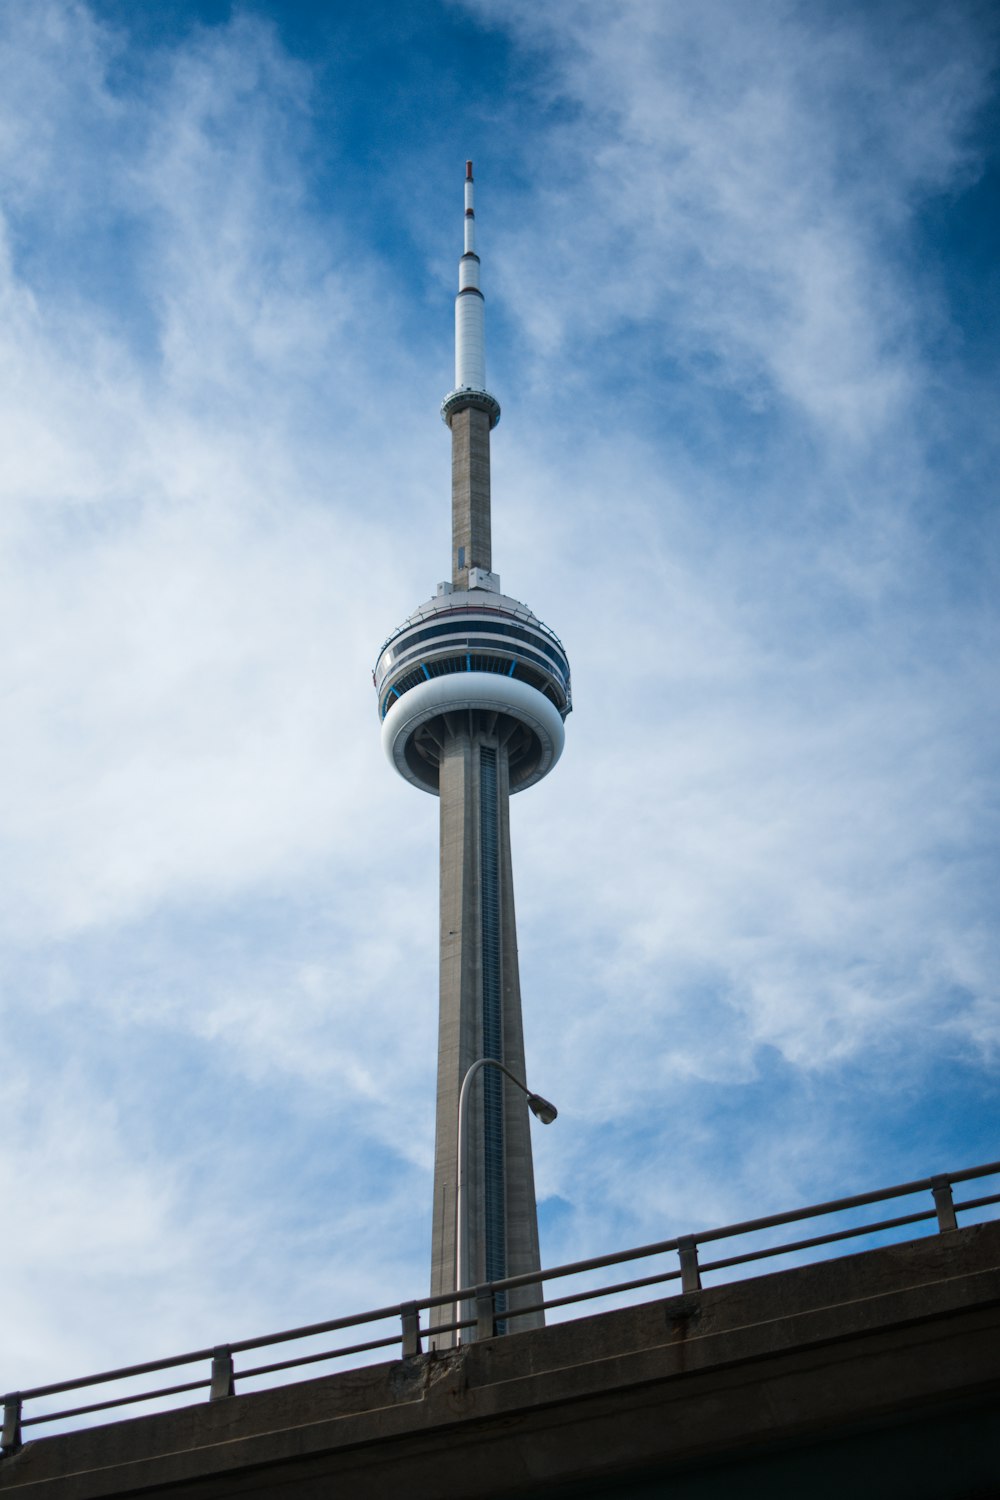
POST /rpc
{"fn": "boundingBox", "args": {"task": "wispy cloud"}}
[475,0,994,440]
[461,0,1000,1225]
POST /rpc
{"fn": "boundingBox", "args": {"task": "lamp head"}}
[527,1092,558,1125]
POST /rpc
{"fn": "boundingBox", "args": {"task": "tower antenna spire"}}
[442,161,501,589]
[454,159,486,393]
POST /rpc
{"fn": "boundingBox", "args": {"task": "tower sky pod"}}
[374,163,571,1340]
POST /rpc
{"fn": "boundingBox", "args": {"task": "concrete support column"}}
[451,406,492,589]
[429,717,543,1345]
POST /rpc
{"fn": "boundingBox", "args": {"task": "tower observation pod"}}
[374,163,571,1344]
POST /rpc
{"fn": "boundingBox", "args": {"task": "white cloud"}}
[0,3,444,945]
[471,0,992,443]
[0,6,446,1384]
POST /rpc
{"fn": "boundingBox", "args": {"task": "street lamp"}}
[454,1057,558,1343]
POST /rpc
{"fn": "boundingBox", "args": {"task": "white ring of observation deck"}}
[381,671,566,795]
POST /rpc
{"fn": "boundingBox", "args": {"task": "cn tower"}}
[374,164,571,1341]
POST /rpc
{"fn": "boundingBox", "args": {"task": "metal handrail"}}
[3,1158,998,1454]
[374,600,569,666]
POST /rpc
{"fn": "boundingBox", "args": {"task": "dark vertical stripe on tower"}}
[479,745,508,1323]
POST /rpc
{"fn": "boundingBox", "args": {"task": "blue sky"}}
[1,0,998,1396]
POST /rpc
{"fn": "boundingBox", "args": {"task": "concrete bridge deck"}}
[2,1220,998,1498]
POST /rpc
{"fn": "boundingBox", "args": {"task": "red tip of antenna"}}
[466,160,473,180]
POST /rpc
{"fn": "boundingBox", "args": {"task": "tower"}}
[374,163,571,1342]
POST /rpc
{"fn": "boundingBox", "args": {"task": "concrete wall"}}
[2,1221,998,1499]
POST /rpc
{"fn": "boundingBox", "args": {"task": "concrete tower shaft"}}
[375,164,570,1346]
[431,726,542,1335]
[450,406,492,590]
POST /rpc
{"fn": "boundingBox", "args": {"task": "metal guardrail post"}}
[931,1176,958,1232]
[400,1302,422,1357]
[678,1236,702,1293]
[1,1396,22,1455]
[476,1286,496,1340]
[210,1348,234,1400]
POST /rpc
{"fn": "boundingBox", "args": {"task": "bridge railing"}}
[4,1157,998,1454]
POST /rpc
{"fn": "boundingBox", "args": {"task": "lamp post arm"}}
[459,1057,530,1120]
[455,1058,533,1314]
[454,1056,557,1343]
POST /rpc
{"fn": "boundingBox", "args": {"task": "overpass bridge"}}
[2,1161,998,1498]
